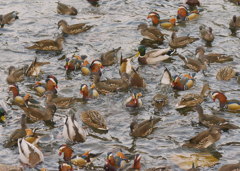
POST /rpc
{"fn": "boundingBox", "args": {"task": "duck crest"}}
[212,91,227,108]
[147,12,160,26]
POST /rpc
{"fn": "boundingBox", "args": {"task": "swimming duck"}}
[152,94,168,110]
[228,0,240,5]
[194,104,239,130]
[87,0,100,6]
[6,65,28,84]
[229,15,240,33]
[81,60,103,76]
[216,66,239,81]
[0,164,23,171]
[199,25,214,43]
[63,114,87,143]
[124,92,143,108]
[81,110,108,131]
[119,54,133,76]
[219,162,240,171]
[26,37,64,51]
[182,126,221,149]
[24,128,41,146]
[195,47,233,64]
[176,83,210,109]
[18,138,44,168]
[185,0,200,7]
[80,84,99,99]
[136,45,175,65]
[4,114,27,148]
[56,2,78,15]
[104,151,128,170]
[25,57,50,77]
[211,91,240,111]
[0,11,19,28]
[64,57,82,72]
[169,32,199,49]
[58,20,93,35]
[58,161,73,171]
[33,75,58,96]
[177,5,200,22]
[0,107,6,123]
[100,47,121,66]
[130,117,161,137]
[126,154,141,171]
[130,68,147,88]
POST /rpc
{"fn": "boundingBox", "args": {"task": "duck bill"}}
[135,52,140,57]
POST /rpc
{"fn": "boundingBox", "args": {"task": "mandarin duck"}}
[195,47,233,64]
[199,25,214,43]
[194,105,239,130]
[130,117,161,137]
[63,114,87,143]
[219,162,240,171]
[57,2,78,15]
[4,114,27,148]
[25,57,50,77]
[0,11,19,28]
[26,37,64,51]
[216,66,239,81]
[0,107,6,123]
[147,12,177,30]
[100,47,121,66]
[124,92,143,108]
[34,75,58,95]
[64,57,81,72]
[136,45,175,65]
[177,5,200,22]
[24,128,41,146]
[130,68,146,88]
[58,20,93,35]
[211,91,240,111]
[229,15,240,33]
[104,151,128,170]
[169,32,199,49]
[58,161,73,171]
[6,65,28,84]
[81,110,108,131]
[152,94,168,110]
[80,84,99,99]
[182,126,221,149]
[176,83,210,109]
[81,60,103,76]
[18,138,44,168]
[126,154,141,171]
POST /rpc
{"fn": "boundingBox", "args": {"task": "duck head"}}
[0,107,6,123]
[132,154,141,170]
[136,45,146,57]
[59,144,74,161]
[106,152,115,167]
[126,93,142,107]
[8,84,19,97]
[58,20,68,29]
[46,75,58,91]
[177,6,188,21]
[90,60,103,73]
[80,84,89,98]
[147,12,160,26]
[211,91,227,108]
[195,46,205,55]
[185,0,200,6]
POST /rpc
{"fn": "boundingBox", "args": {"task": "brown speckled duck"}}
[58,20,93,35]
[0,164,23,171]
[130,68,146,88]
[152,94,168,110]
[229,15,240,33]
[57,2,78,15]
[219,162,240,171]
[0,11,19,28]
[199,25,214,43]
[169,32,199,49]
[216,66,239,81]
[100,47,121,66]
[25,57,50,77]
[6,65,28,84]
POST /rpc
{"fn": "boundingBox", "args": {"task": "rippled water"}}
[0,0,240,170]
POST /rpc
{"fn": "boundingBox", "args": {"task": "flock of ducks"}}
[0,0,240,170]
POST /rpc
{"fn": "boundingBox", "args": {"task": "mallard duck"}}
[219,162,240,171]
[126,154,141,171]
[130,117,161,137]
[6,65,28,84]
[0,164,23,171]
[194,105,239,130]
[182,126,221,149]
[104,151,128,170]
[64,57,82,72]
[229,15,240,33]
[195,47,233,64]
[216,66,239,81]
[26,37,64,51]
[136,45,175,65]
[0,107,6,123]
[56,2,78,15]
[80,84,99,99]
[0,11,19,28]
[58,20,93,35]
[4,114,27,148]
[211,91,240,111]
[199,25,214,43]
[18,138,44,168]
[124,92,143,108]
[176,83,210,109]
[25,57,50,77]
[58,161,73,171]
[100,47,121,66]
[152,94,168,110]
[63,114,87,143]
[130,68,146,88]
[81,110,108,131]
[169,32,199,49]
[177,5,200,22]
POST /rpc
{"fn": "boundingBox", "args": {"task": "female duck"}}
[101,47,121,66]
[0,11,19,28]
[169,32,199,49]
[57,2,78,15]
[6,65,28,84]
[229,15,240,33]
[199,25,214,43]
[216,66,239,81]
[58,20,93,35]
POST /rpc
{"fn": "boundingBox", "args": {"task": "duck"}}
[177,5,200,22]
[80,84,99,99]
[104,151,128,170]
[0,164,23,171]
[199,25,214,43]
[4,114,27,148]
[124,92,143,108]
[137,23,165,44]
[126,154,141,171]
[147,12,177,30]
[182,126,221,149]
[216,66,239,81]
[18,138,44,168]
[56,2,78,15]
[81,110,108,131]
[6,65,28,84]
[64,57,82,72]
[0,107,6,123]
[25,57,50,77]
[135,45,175,65]
[195,47,233,64]
[26,37,64,51]
[34,75,58,95]
[152,94,168,110]
[24,128,41,146]
[81,60,103,76]
[130,117,161,137]
[63,114,87,143]
[228,0,240,5]
[185,0,200,7]
[229,15,240,33]
[219,162,240,171]
[169,32,199,49]
[58,20,93,35]
[0,11,19,28]
[194,104,239,130]
[119,54,134,76]
[100,47,121,66]
[176,83,210,109]
[129,68,147,88]
[58,161,73,171]
[211,91,240,111]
